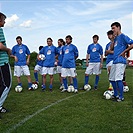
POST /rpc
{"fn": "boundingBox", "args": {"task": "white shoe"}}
[59,84,64,90]
[61,89,67,92]
[74,89,78,93]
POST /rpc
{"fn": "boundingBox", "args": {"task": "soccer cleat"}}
[74,89,78,93]
[0,107,8,113]
[49,89,53,92]
[28,87,34,90]
[112,95,119,101]
[94,86,98,90]
[117,98,124,102]
[123,81,127,86]
[59,84,64,90]
[61,89,67,92]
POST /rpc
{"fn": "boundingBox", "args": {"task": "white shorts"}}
[42,67,55,75]
[106,60,113,68]
[34,65,43,75]
[61,68,77,77]
[85,62,101,75]
[14,65,30,77]
[109,63,126,81]
[56,66,62,73]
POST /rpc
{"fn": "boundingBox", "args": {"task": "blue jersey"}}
[12,44,30,66]
[105,42,114,64]
[57,46,63,66]
[62,44,79,68]
[39,45,58,67]
[113,33,133,64]
[87,43,103,63]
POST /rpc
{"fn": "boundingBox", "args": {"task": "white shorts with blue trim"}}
[109,63,126,81]
[85,62,101,75]
[14,65,30,77]
[61,68,77,77]
[34,65,43,75]
[42,67,55,75]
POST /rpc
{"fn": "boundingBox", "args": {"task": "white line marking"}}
[5,91,87,133]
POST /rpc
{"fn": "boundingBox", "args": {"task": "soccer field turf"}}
[0,68,133,133]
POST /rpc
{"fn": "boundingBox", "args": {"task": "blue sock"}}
[63,78,68,89]
[73,77,78,89]
[34,72,38,82]
[117,80,124,99]
[85,75,89,85]
[42,84,46,89]
[49,84,53,89]
[110,81,118,96]
[28,82,32,88]
[94,75,99,87]
[18,82,22,87]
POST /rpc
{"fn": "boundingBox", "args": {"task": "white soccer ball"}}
[32,83,38,90]
[103,90,113,100]
[15,85,23,92]
[84,84,91,91]
[123,86,129,92]
[39,54,45,60]
[67,85,75,92]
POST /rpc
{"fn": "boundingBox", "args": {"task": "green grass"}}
[0,68,133,133]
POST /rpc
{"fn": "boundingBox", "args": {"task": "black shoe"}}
[0,107,9,113]
[49,89,53,92]
[94,86,98,90]
[112,95,119,101]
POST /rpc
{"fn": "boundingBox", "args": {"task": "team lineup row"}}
[1,11,133,114]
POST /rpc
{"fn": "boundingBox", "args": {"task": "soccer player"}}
[105,30,114,90]
[84,35,103,90]
[56,38,65,89]
[109,22,133,102]
[34,46,43,85]
[39,37,58,91]
[0,12,12,113]
[61,35,79,93]
[11,36,33,90]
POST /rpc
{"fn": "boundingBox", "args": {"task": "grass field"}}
[0,68,133,133]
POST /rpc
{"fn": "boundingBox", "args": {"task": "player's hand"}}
[100,63,103,68]
[26,60,29,65]
[119,52,125,58]
[7,48,12,56]
[86,62,89,67]
[14,56,18,62]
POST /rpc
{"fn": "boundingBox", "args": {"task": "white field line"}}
[5,91,87,133]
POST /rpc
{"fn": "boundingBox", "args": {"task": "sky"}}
[0,0,133,59]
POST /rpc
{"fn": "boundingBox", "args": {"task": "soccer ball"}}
[103,90,113,100]
[15,85,23,92]
[39,54,45,60]
[84,84,91,91]
[32,83,38,90]
[67,85,75,92]
[123,86,129,92]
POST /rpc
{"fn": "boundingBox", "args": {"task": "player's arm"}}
[26,54,30,65]
[100,54,103,68]
[86,54,89,67]
[120,44,133,57]
[0,42,11,55]
[105,49,114,56]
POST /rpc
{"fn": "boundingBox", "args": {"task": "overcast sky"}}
[0,0,133,59]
